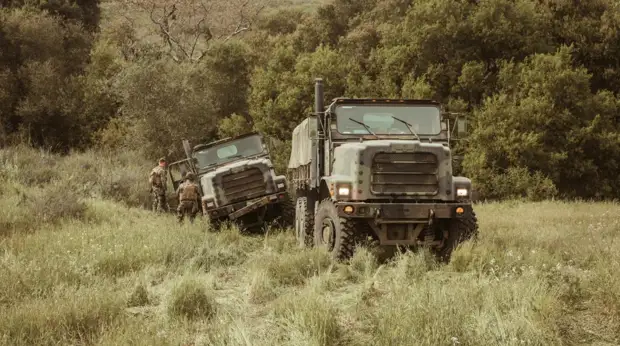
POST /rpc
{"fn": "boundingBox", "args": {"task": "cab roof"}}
[329,97,440,105]
[192,131,263,152]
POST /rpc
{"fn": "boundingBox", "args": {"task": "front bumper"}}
[335,201,473,222]
[203,192,288,220]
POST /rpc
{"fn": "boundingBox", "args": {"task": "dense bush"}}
[0,146,156,218]
[1,0,620,201]
[0,5,111,152]
[245,0,620,200]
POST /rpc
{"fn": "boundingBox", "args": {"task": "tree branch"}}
[149,2,188,61]
[126,0,266,63]
[190,18,206,59]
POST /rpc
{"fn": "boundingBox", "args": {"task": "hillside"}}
[1,0,620,344]
[2,0,619,200]
[1,147,619,345]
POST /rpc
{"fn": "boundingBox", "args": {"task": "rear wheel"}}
[313,199,357,261]
[295,196,314,248]
[280,195,295,228]
[433,210,479,262]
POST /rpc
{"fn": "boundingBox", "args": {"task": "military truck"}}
[168,132,294,231]
[288,78,479,262]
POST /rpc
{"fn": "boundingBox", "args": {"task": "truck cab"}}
[169,132,294,231]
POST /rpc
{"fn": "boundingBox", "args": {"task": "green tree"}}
[0,0,101,30]
[462,46,620,200]
[0,7,101,151]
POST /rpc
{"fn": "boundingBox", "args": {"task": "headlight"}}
[277,182,285,189]
[337,187,350,196]
[206,202,214,208]
[456,188,468,197]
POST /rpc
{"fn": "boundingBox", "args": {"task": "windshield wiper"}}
[203,154,244,168]
[349,118,379,139]
[391,116,421,141]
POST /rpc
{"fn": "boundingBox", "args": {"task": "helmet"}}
[158,157,167,163]
[185,172,196,181]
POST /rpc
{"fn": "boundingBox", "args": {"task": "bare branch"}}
[222,25,250,42]
[190,18,206,58]
[149,1,192,61]
[125,0,266,63]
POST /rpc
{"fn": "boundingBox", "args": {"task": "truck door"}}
[168,158,192,191]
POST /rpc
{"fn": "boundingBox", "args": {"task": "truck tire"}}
[434,210,479,262]
[206,217,222,232]
[295,197,314,248]
[313,199,356,261]
[279,195,295,229]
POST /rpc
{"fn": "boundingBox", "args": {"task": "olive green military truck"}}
[288,78,479,262]
[168,132,294,231]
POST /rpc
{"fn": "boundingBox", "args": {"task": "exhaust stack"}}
[314,78,324,116]
[313,78,325,189]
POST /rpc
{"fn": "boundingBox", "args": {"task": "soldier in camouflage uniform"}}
[149,157,169,213]
[175,172,201,224]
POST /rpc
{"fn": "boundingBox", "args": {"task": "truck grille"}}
[221,168,267,203]
[371,152,439,195]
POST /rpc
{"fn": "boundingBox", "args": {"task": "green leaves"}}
[463,46,620,199]
[246,0,620,200]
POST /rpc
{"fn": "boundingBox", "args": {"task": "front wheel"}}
[313,199,357,261]
[206,216,222,232]
[433,210,479,262]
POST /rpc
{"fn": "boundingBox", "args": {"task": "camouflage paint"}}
[323,140,472,203]
[199,157,287,208]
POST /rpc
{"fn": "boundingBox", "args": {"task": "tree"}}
[0,0,101,31]
[121,0,274,62]
[462,46,620,200]
[0,7,102,151]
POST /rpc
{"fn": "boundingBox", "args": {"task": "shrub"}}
[272,287,342,346]
[28,183,88,224]
[0,145,154,209]
[0,288,124,345]
[127,283,150,307]
[0,145,60,186]
[167,278,217,320]
[259,247,334,286]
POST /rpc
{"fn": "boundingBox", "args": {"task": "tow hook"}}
[428,209,435,226]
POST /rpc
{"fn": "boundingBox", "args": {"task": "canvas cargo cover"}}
[288,117,317,169]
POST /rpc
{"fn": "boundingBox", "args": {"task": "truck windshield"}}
[193,135,264,169]
[335,104,441,136]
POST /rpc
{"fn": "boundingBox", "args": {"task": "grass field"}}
[1,147,619,345]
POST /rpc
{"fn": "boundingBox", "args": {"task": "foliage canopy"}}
[1,0,619,200]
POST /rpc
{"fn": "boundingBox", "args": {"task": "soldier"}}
[176,172,201,224]
[149,157,169,213]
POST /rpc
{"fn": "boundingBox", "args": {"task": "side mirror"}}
[457,118,467,136]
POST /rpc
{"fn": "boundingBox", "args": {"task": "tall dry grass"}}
[1,145,619,345]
